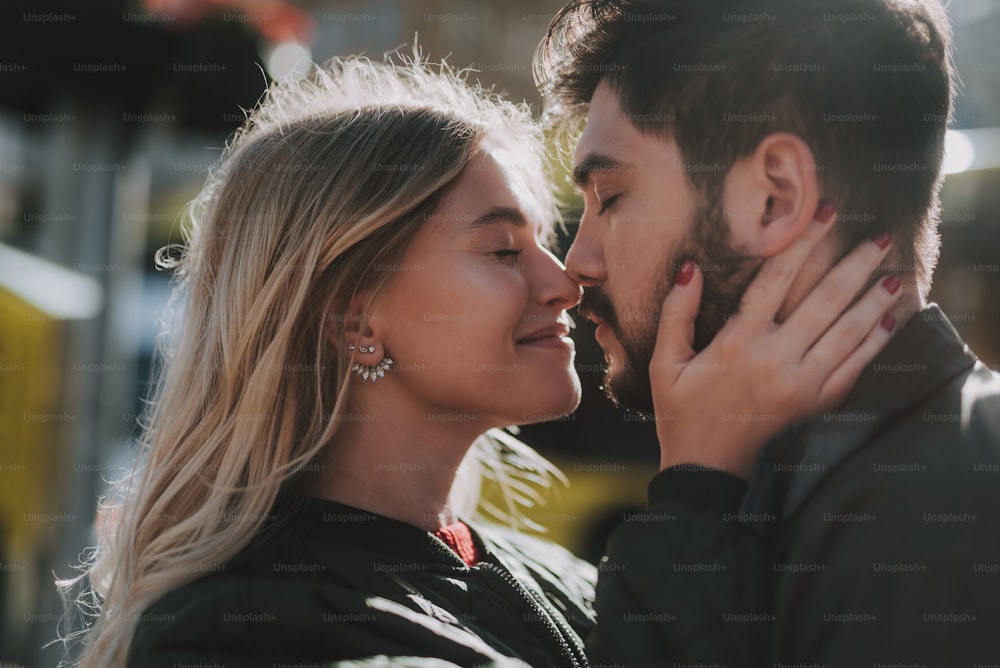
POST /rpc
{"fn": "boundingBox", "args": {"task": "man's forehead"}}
[574,81,631,164]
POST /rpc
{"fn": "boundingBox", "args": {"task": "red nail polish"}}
[882,274,901,295]
[816,202,836,224]
[880,313,896,332]
[675,260,695,287]
[872,232,892,250]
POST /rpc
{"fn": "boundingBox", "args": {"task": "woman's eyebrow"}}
[471,206,527,227]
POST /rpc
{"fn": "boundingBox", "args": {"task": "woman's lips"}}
[519,335,575,351]
[517,323,574,351]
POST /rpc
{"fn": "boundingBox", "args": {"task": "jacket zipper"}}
[481,561,588,668]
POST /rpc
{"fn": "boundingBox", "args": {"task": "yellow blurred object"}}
[0,244,101,656]
[481,452,655,562]
[0,286,69,643]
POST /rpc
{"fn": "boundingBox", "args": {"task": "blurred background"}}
[0,0,997,665]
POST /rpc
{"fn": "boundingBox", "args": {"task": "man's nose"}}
[564,221,607,286]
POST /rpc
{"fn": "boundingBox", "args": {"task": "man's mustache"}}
[577,288,618,329]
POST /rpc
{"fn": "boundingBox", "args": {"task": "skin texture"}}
[313,151,581,530]
[567,81,920,416]
[311,82,913,524]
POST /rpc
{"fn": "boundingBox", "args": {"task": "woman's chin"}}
[517,378,582,425]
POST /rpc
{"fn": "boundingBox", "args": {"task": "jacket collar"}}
[739,304,978,532]
[302,497,473,568]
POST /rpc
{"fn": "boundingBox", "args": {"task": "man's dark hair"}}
[536,0,955,293]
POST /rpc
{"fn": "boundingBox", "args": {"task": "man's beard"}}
[580,197,760,414]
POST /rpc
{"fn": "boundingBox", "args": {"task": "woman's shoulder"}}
[126,567,328,641]
[125,511,596,666]
[126,559,405,667]
[125,519,383,664]
[124,551,536,668]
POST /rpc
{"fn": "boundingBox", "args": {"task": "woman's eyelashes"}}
[493,248,524,260]
[478,225,547,263]
[597,194,621,216]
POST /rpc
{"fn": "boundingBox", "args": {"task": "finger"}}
[651,260,703,378]
[816,307,898,410]
[802,272,902,378]
[735,202,838,328]
[783,232,893,355]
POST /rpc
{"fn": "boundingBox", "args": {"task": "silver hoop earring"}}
[352,356,394,383]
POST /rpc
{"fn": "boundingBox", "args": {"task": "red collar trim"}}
[434,521,479,566]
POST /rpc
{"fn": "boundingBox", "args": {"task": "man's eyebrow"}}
[572,153,631,188]
[471,206,527,227]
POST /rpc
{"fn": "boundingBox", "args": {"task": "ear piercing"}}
[345,342,391,382]
[352,357,394,382]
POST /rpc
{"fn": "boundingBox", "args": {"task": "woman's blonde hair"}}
[58,52,566,667]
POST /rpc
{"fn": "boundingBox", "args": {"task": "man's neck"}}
[775,243,924,333]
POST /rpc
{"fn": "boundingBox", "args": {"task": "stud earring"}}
[347,343,355,351]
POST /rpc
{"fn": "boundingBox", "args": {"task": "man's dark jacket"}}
[583,304,1000,667]
[739,304,1000,666]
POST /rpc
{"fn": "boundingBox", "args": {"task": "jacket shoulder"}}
[963,362,1000,439]
[127,569,353,663]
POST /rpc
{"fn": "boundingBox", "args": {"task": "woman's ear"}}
[723,132,821,258]
[325,291,378,352]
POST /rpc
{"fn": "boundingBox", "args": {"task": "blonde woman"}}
[60,55,899,668]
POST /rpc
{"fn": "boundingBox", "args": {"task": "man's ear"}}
[723,132,820,258]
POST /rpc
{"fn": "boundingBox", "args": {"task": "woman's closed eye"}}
[493,248,524,260]
[598,194,621,216]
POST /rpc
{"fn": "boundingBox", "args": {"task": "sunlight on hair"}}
[264,40,312,82]
[943,129,975,175]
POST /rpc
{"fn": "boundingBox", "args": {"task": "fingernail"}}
[872,232,892,250]
[816,202,836,224]
[880,313,896,332]
[882,274,901,295]
[675,260,696,287]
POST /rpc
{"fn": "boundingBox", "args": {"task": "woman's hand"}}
[650,208,900,479]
